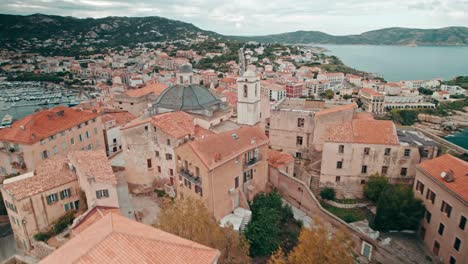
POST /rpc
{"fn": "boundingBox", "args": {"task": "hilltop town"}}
[0,15,467,264]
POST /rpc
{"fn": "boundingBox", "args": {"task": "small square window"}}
[438,223,445,236]
[384,148,391,156]
[404,149,411,157]
[425,210,431,223]
[338,145,344,154]
[459,216,466,230]
[363,147,370,155]
[336,161,343,169]
[400,168,407,176]
[361,165,367,174]
[297,118,305,128]
[335,176,341,182]
[449,256,456,264]
[381,166,388,175]
[235,176,239,188]
[453,237,461,251]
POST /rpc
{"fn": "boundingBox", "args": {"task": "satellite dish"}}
[440,172,447,178]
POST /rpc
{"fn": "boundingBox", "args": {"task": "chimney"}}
[19,125,25,130]
[440,170,455,183]
[56,110,65,117]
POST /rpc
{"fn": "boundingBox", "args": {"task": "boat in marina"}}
[1,114,13,127]
[68,100,80,107]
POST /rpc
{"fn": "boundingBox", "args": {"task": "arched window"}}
[244,84,248,98]
[255,83,258,97]
[179,76,183,84]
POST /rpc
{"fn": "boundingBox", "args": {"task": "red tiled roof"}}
[325,119,399,145]
[68,150,117,185]
[360,88,383,96]
[188,126,269,170]
[315,103,356,117]
[268,149,294,168]
[101,111,137,126]
[2,156,77,200]
[0,106,99,144]
[72,207,121,235]
[125,81,168,98]
[418,154,468,202]
[40,213,220,264]
[150,111,195,139]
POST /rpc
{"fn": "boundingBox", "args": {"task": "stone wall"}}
[269,169,408,264]
[30,240,55,260]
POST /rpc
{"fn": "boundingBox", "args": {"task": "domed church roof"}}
[154,84,222,111]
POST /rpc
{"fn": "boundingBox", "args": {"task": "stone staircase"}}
[239,210,252,232]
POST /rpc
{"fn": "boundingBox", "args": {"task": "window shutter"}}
[96,191,101,198]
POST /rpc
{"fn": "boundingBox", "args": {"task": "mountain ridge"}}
[1,13,467,50]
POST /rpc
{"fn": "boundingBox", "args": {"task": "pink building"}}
[414,155,467,264]
[1,150,122,251]
[0,106,104,177]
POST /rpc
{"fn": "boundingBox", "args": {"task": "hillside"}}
[1,14,467,56]
[232,27,468,46]
[0,13,222,55]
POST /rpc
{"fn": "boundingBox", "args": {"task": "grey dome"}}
[154,84,221,111]
[179,64,193,73]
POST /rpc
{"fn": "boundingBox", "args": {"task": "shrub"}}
[363,175,389,202]
[320,187,336,200]
[34,231,53,242]
[154,189,166,197]
[372,184,425,231]
[51,210,75,235]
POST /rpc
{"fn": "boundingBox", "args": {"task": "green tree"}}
[320,187,336,200]
[373,184,425,232]
[391,109,418,125]
[363,175,389,202]
[245,191,302,258]
[320,89,335,100]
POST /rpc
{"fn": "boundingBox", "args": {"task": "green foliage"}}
[7,73,64,83]
[245,190,302,258]
[154,189,166,197]
[450,94,465,99]
[418,87,434,95]
[363,175,390,202]
[34,231,53,242]
[442,76,468,89]
[372,184,425,232]
[320,202,368,223]
[34,210,76,242]
[320,89,335,100]
[343,94,352,100]
[320,187,336,200]
[52,210,75,234]
[391,109,418,125]
[0,192,6,215]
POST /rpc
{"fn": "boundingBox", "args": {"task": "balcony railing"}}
[179,168,201,184]
[244,154,261,169]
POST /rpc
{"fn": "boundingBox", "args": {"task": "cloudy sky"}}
[1,0,467,35]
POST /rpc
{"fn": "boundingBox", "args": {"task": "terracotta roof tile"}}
[72,207,122,235]
[0,106,99,144]
[418,154,468,202]
[325,119,399,145]
[188,126,269,170]
[125,81,168,98]
[2,156,77,200]
[150,111,195,139]
[315,103,356,117]
[101,111,136,126]
[40,213,220,264]
[68,150,117,185]
[360,88,384,96]
[268,149,294,168]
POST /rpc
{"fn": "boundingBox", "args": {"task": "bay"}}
[444,128,468,150]
[318,45,468,82]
